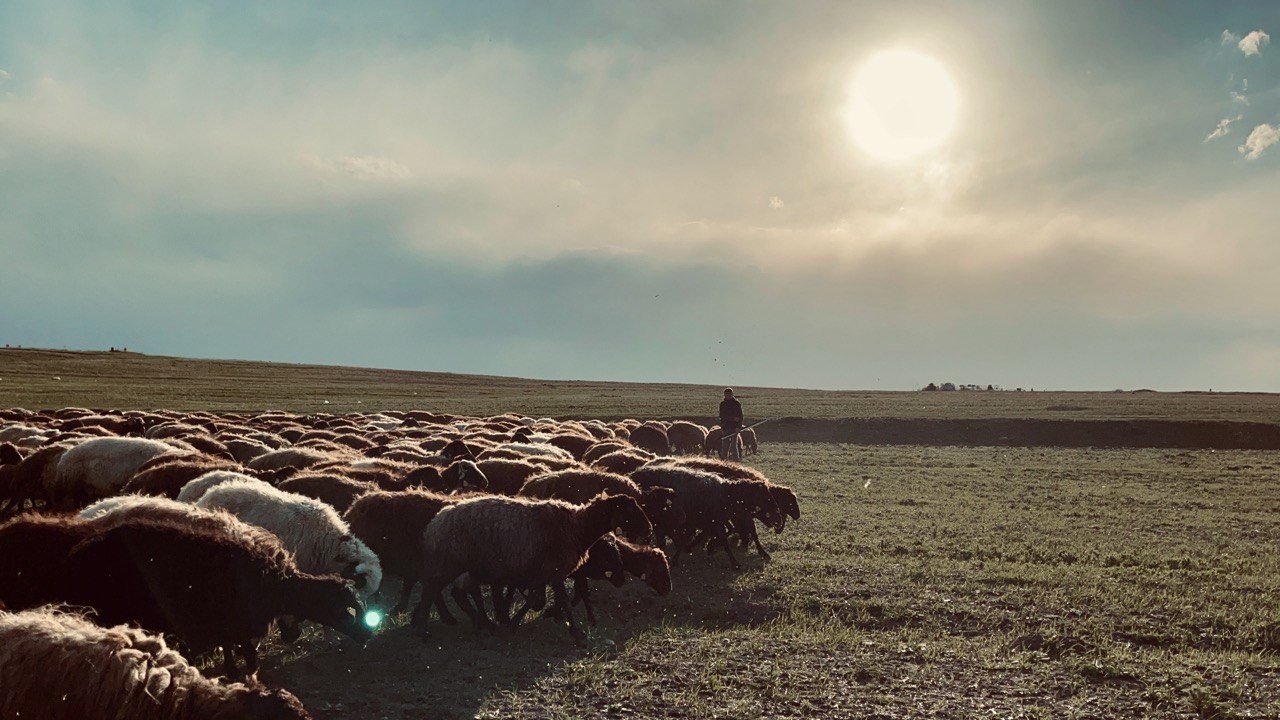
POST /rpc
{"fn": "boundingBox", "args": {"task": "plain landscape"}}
[2,349,1278,718]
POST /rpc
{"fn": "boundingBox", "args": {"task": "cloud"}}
[769,195,784,209]
[309,155,412,182]
[1230,91,1249,105]
[1238,30,1270,57]
[1222,30,1239,45]
[0,69,9,82]
[1204,115,1243,143]
[1238,124,1280,159]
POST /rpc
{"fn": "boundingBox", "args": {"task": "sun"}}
[844,49,959,162]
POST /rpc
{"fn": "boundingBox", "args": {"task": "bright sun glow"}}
[845,49,959,162]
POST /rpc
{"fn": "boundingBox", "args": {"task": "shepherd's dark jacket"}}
[719,398,743,431]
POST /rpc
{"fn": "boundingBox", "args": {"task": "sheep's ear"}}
[0,443,21,465]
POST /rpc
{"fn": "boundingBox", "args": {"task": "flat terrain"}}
[4,348,1280,422]
[264,443,1279,719]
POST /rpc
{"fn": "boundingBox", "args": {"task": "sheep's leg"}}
[433,592,458,625]
[747,520,771,561]
[391,576,416,616]
[220,646,241,680]
[238,642,259,678]
[492,585,514,624]
[411,577,452,638]
[551,581,586,644]
[710,524,742,570]
[572,577,598,626]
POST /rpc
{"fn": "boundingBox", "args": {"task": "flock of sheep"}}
[0,407,797,720]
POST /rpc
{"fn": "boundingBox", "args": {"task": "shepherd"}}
[719,388,744,460]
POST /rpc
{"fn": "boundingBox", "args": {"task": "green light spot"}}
[363,610,383,629]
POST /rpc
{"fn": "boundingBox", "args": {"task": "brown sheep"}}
[0,607,312,720]
[475,458,542,495]
[666,421,709,455]
[413,494,652,641]
[278,473,379,513]
[517,468,686,539]
[627,424,670,456]
[591,449,654,475]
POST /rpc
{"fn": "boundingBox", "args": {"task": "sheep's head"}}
[730,481,784,531]
[0,443,22,466]
[626,546,671,596]
[639,486,686,529]
[770,485,800,521]
[598,494,653,543]
[289,574,374,646]
[440,439,476,461]
[440,460,488,493]
[335,535,382,599]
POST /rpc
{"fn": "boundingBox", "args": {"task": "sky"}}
[2,1,1280,391]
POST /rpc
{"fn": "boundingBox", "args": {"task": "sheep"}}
[581,440,630,465]
[342,488,464,620]
[0,515,99,610]
[591,449,654,475]
[557,534,670,626]
[0,607,313,720]
[651,456,799,558]
[246,446,341,473]
[740,427,759,455]
[176,469,261,503]
[543,433,596,460]
[704,426,724,456]
[627,424,670,456]
[487,442,574,460]
[412,493,652,641]
[667,421,709,455]
[121,458,239,499]
[49,437,183,509]
[277,472,378,513]
[222,437,274,464]
[0,444,67,517]
[63,517,373,678]
[194,479,383,599]
[630,464,782,569]
[517,468,686,539]
[475,458,543,495]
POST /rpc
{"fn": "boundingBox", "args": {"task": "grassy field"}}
[5,348,1280,422]
[262,443,1279,719]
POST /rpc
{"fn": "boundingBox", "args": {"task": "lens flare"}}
[363,610,383,629]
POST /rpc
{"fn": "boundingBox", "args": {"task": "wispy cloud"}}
[1222,30,1239,45]
[1205,115,1243,143]
[1238,30,1271,57]
[1239,124,1280,159]
[769,195,785,209]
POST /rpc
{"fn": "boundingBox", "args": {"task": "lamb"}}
[630,464,782,569]
[652,456,799,558]
[277,472,379,512]
[627,424,670,456]
[194,479,383,598]
[581,440,630,465]
[342,488,464,620]
[475,457,543,495]
[557,534,671,626]
[666,421,709,455]
[246,446,341,473]
[49,436,183,509]
[63,517,373,678]
[0,444,67,517]
[176,469,262,503]
[591,449,654,475]
[121,458,239,499]
[412,494,652,641]
[517,468,686,538]
[740,427,759,455]
[0,607,313,720]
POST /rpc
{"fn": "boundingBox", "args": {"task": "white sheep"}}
[175,470,261,504]
[499,442,574,460]
[194,479,382,598]
[50,437,183,507]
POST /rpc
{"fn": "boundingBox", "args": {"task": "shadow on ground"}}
[262,548,783,719]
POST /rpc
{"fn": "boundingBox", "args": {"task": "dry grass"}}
[5,348,1280,421]
[262,444,1280,719]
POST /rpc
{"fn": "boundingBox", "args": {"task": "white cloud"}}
[1222,29,1239,45]
[308,155,412,181]
[1204,115,1243,143]
[769,195,785,209]
[1238,30,1270,57]
[1238,124,1280,160]
[0,69,10,82]
[1231,91,1249,105]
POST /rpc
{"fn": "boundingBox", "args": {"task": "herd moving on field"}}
[0,407,798,720]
